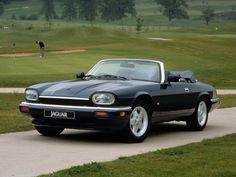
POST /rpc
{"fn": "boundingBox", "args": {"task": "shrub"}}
[27,14,38,20]
[11,14,17,20]
[19,14,27,20]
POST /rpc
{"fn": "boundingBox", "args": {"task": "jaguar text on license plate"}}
[44,110,75,119]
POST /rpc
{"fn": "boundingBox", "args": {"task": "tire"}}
[35,126,64,136]
[186,98,209,131]
[123,100,151,143]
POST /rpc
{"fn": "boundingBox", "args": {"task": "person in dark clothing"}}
[35,41,45,58]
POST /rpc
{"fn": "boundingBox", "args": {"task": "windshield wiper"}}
[98,74,127,80]
[84,75,98,79]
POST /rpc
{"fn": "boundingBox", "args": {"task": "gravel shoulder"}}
[0,107,235,177]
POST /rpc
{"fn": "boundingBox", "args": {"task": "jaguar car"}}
[19,59,220,142]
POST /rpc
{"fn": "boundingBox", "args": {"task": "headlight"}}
[25,89,39,101]
[92,93,115,105]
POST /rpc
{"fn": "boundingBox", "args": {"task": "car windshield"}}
[87,60,161,82]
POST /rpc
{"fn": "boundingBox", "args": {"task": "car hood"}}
[39,79,149,98]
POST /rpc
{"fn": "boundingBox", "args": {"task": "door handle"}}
[184,88,190,92]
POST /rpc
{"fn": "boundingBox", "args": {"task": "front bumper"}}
[210,97,220,112]
[19,102,132,131]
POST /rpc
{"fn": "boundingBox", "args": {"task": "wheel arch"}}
[132,92,154,114]
[197,92,211,111]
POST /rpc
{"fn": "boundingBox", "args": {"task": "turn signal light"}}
[119,112,126,117]
[96,112,109,117]
[20,106,30,113]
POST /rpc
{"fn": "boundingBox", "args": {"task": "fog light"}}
[96,112,109,117]
[20,106,30,113]
[120,112,126,117]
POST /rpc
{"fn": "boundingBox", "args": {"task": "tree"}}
[0,0,11,4]
[136,17,143,33]
[0,2,4,16]
[100,0,136,21]
[40,0,57,21]
[232,5,236,11]
[154,0,189,21]
[78,0,98,24]
[202,7,214,25]
[62,0,77,21]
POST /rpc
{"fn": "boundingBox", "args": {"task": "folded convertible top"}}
[168,71,196,83]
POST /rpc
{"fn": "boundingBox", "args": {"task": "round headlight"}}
[92,93,115,105]
[25,89,39,101]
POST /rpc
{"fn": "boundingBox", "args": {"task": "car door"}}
[152,82,197,122]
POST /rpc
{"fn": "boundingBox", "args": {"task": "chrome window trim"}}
[159,61,165,84]
[39,96,90,101]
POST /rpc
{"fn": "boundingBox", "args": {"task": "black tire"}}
[186,98,209,131]
[123,100,151,143]
[34,126,64,136]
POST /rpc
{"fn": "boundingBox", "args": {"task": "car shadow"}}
[45,122,189,144]
[57,130,123,143]
[149,122,188,137]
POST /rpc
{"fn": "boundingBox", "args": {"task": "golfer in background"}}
[35,41,45,58]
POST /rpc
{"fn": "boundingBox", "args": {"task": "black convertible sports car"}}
[19,59,220,142]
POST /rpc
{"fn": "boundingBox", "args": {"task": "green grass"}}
[0,93,32,134]
[0,93,235,134]
[0,24,235,88]
[219,95,236,108]
[39,133,236,177]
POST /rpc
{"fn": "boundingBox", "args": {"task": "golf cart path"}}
[0,88,236,95]
[0,49,86,58]
[0,107,236,177]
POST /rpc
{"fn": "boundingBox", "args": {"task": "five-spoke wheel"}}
[124,100,151,143]
[130,106,149,138]
[186,98,209,131]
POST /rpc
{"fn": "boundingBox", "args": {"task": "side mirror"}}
[76,72,85,79]
[160,82,171,89]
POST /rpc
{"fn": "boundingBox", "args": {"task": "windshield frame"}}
[87,59,165,83]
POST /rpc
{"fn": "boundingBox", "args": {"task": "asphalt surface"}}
[0,88,236,95]
[0,107,236,177]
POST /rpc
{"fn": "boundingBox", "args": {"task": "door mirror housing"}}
[76,72,85,79]
[160,82,171,89]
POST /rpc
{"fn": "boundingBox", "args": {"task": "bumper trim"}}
[39,96,90,101]
[20,102,132,112]
[211,98,220,103]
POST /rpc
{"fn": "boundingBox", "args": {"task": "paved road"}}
[0,88,236,94]
[0,107,235,177]
[217,89,236,95]
[0,88,25,93]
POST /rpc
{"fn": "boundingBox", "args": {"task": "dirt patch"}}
[0,49,86,58]
[50,49,86,54]
[0,53,37,57]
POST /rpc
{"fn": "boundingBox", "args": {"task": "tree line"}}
[0,0,231,25]
[40,0,136,23]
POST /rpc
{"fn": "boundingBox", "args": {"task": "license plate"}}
[44,110,75,119]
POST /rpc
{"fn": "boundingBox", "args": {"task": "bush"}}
[27,14,38,20]
[19,14,39,21]
[19,14,27,20]
[216,11,236,21]
[25,26,33,30]
[11,14,17,20]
